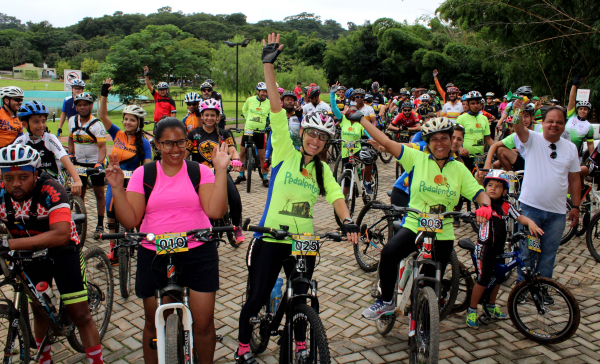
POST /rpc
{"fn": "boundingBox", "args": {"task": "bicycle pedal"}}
[149,337,157,350]
[249,317,261,324]
[216,335,223,343]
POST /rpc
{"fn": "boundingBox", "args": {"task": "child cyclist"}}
[467,170,544,329]
[15,100,83,195]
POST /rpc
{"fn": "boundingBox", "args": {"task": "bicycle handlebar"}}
[99,226,235,241]
[242,218,342,242]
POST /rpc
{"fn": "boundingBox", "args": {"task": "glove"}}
[231,159,243,168]
[330,84,339,94]
[144,70,149,77]
[475,204,492,220]
[401,125,408,131]
[346,110,364,122]
[100,83,110,97]
[262,42,282,64]
[341,223,360,235]
[262,159,271,170]
[573,73,581,86]
[57,128,62,137]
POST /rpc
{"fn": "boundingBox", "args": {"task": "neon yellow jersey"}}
[255,110,344,243]
[242,96,271,131]
[456,113,491,155]
[399,146,483,240]
[339,118,366,158]
[502,134,516,149]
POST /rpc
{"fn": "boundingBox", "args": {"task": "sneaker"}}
[542,288,555,306]
[516,290,528,304]
[296,349,310,364]
[234,176,246,185]
[262,179,270,188]
[94,225,104,239]
[361,298,395,320]
[365,182,373,195]
[485,305,508,319]
[234,227,245,243]
[453,216,461,228]
[466,309,479,329]
[235,351,257,364]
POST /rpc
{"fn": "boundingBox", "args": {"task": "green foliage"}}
[81,58,99,76]
[55,61,69,78]
[23,70,39,80]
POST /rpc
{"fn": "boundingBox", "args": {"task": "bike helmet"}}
[576,100,592,110]
[401,102,413,110]
[421,117,453,141]
[421,94,430,102]
[400,89,410,96]
[73,92,93,104]
[506,116,514,124]
[364,94,374,102]
[0,86,24,101]
[281,91,297,101]
[371,81,380,91]
[301,111,336,137]
[308,86,321,98]
[483,170,510,190]
[461,94,467,101]
[278,87,285,94]
[464,91,482,101]
[184,92,201,104]
[303,86,310,94]
[0,144,41,172]
[445,83,455,88]
[551,98,559,104]
[339,86,347,92]
[515,86,532,98]
[199,98,221,115]
[359,146,374,164]
[18,101,49,122]
[446,86,460,94]
[200,82,213,90]
[122,105,146,132]
[345,88,354,99]
[205,79,215,87]
[454,123,465,133]
[256,82,267,91]
[353,88,365,95]
[156,82,169,90]
[493,98,501,103]
[70,79,85,88]
[523,103,535,116]
[428,90,436,96]
[485,92,495,97]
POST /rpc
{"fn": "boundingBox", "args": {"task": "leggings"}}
[226,173,243,226]
[379,227,453,302]
[238,238,315,344]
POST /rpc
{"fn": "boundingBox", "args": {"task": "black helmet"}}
[364,94,374,102]
[308,86,320,98]
[281,91,297,101]
[515,86,533,98]
[401,102,413,110]
[523,103,535,115]
[371,81,380,91]
[410,88,417,93]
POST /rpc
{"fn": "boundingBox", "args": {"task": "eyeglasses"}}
[158,139,187,150]
[549,143,557,159]
[12,98,23,103]
[354,95,364,99]
[403,109,412,112]
[186,102,199,106]
[305,129,330,141]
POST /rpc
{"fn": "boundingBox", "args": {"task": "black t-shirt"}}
[210,91,222,101]
[186,127,235,168]
[371,93,385,106]
[483,104,499,120]
[477,201,519,248]
[416,104,437,117]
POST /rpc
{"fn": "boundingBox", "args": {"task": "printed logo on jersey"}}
[283,171,319,195]
[433,175,449,187]
[41,185,61,203]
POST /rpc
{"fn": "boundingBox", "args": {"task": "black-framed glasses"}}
[12,98,23,103]
[158,139,187,150]
[549,143,557,159]
[305,129,330,141]
[354,95,364,99]
[186,102,199,106]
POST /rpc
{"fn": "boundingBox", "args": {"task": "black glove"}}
[330,84,339,94]
[262,42,282,64]
[573,73,581,86]
[100,84,110,97]
[346,110,364,122]
[342,223,360,235]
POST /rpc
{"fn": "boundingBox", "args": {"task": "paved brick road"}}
[25,158,600,363]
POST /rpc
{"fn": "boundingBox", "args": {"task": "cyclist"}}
[105,117,231,364]
[15,101,83,194]
[432,69,455,103]
[566,74,594,157]
[365,94,383,130]
[236,82,271,187]
[456,91,495,171]
[429,90,442,111]
[497,86,533,132]
[334,85,348,115]
[200,81,227,129]
[484,92,499,138]
[182,92,203,132]
[389,102,422,134]
[440,86,462,122]
[550,99,559,107]
[98,79,152,264]
[204,79,222,100]
[57,79,85,137]
[236,34,359,364]
[355,115,491,319]
[294,82,302,99]
[143,66,177,123]
[0,86,24,147]
[416,94,436,117]
[370,81,387,119]
[353,88,376,126]
[0,144,104,364]
[67,92,107,237]
[302,86,331,114]
[466,170,543,329]
[185,98,245,243]
[389,88,410,114]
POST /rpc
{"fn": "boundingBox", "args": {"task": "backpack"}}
[142,160,201,205]
[71,115,101,142]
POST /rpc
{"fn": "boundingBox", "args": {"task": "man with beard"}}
[441,86,463,122]
[0,86,24,147]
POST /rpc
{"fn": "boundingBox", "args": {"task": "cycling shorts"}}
[135,241,219,299]
[512,155,525,172]
[106,179,130,218]
[23,246,87,305]
[475,240,505,286]
[77,162,105,187]
[241,132,266,150]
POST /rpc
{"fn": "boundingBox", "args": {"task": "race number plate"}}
[399,131,410,138]
[417,213,444,233]
[244,130,254,136]
[291,234,320,256]
[75,166,88,177]
[123,171,133,179]
[527,235,541,253]
[344,142,356,149]
[156,232,189,255]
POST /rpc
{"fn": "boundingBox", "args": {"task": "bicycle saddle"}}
[458,238,475,252]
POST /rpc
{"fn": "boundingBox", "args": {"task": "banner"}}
[576,89,591,102]
[64,70,83,92]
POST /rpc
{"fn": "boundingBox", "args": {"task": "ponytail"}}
[312,154,326,197]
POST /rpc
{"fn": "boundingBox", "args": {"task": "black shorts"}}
[23,246,87,305]
[475,241,505,286]
[135,241,219,299]
[77,162,105,187]
[512,155,525,172]
[241,132,266,150]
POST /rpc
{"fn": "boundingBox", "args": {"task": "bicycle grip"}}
[99,233,126,240]
[211,226,234,233]
[242,218,251,230]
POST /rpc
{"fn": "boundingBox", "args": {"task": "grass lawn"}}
[0,78,65,91]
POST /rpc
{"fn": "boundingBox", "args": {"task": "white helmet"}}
[200,82,213,90]
[464,91,482,101]
[421,94,430,102]
[256,82,267,91]
[1,86,24,101]
[70,79,86,88]
[301,111,336,137]
[122,105,146,132]
[156,82,169,90]
[184,92,201,103]
[421,117,453,141]
[576,100,592,110]
[74,92,93,104]
[0,144,41,171]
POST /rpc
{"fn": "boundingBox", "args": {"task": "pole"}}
[235,45,239,129]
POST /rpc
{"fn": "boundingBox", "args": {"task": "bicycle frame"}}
[341,143,367,201]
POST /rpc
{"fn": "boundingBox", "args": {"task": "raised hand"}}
[105,153,125,189]
[330,81,340,94]
[212,142,232,171]
[261,33,284,64]
[143,66,150,76]
[103,78,113,91]
[433,69,439,78]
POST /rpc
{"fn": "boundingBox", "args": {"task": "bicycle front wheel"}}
[379,133,394,163]
[335,170,356,227]
[292,304,330,364]
[507,277,580,344]
[165,313,185,363]
[0,304,30,363]
[451,261,474,314]
[249,303,270,354]
[354,200,392,272]
[410,286,439,364]
[586,212,600,263]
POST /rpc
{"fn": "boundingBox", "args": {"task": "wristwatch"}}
[1,235,9,249]
[343,218,355,225]
[572,206,580,210]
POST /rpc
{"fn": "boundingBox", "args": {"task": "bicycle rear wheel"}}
[410,287,439,364]
[0,304,30,363]
[354,200,392,272]
[246,148,253,194]
[451,261,474,314]
[69,194,87,244]
[249,303,270,354]
[379,133,394,163]
[439,249,459,321]
[165,313,185,363]
[586,212,600,263]
[291,304,330,364]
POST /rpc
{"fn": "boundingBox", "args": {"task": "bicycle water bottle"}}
[398,259,413,294]
[36,281,57,309]
[270,277,284,313]
[357,166,363,181]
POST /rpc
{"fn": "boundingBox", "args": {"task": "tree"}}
[55,61,70,79]
[81,58,99,76]
[182,21,229,43]
[0,13,24,31]
[157,6,172,13]
[23,70,39,80]
[284,13,322,22]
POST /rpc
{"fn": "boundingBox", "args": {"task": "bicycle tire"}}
[439,249,460,321]
[165,313,185,363]
[292,304,331,364]
[395,160,403,179]
[410,286,439,364]
[376,314,396,335]
[451,261,474,314]
[586,212,600,263]
[223,211,238,248]
[249,303,270,354]
[69,194,87,245]
[18,290,36,348]
[0,304,30,363]
[561,198,576,245]
[246,148,253,194]
[333,154,342,182]
[354,200,392,272]
[507,277,580,344]
[116,223,133,299]
[335,170,356,227]
[379,134,394,163]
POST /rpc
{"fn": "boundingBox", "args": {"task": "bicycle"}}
[59,165,91,244]
[455,230,580,344]
[99,225,236,363]
[0,243,114,362]
[237,128,268,194]
[242,220,339,363]
[582,172,600,262]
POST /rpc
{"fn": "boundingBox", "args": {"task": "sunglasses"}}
[12,98,23,103]
[201,89,212,92]
[549,143,557,159]
[305,129,330,141]
[354,95,364,99]
[186,102,199,106]
[403,109,412,112]
[158,139,187,150]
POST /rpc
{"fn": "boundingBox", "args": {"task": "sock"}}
[296,341,306,352]
[85,344,103,364]
[486,303,497,309]
[263,173,268,179]
[97,216,104,226]
[468,307,477,313]
[35,338,52,364]
[240,172,245,177]
[383,298,393,305]
[237,342,250,356]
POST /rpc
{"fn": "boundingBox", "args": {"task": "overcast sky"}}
[4,0,445,28]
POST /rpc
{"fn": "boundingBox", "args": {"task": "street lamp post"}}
[224,39,250,129]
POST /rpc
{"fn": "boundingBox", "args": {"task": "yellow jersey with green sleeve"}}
[340,118,366,158]
[255,110,344,243]
[242,96,271,131]
[565,108,594,151]
[455,112,491,155]
[398,146,483,240]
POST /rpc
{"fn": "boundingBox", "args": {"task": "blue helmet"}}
[18,100,49,121]
[345,88,354,99]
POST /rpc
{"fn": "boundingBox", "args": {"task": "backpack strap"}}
[71,116,100,143]
[142,161,158,206]
[185,160,201,191]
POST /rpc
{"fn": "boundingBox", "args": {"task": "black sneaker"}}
[234,176,247,185]
[235,351,257,364]
[453,216,461,228]
[262,179,270,188]
[94,225,104,239]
